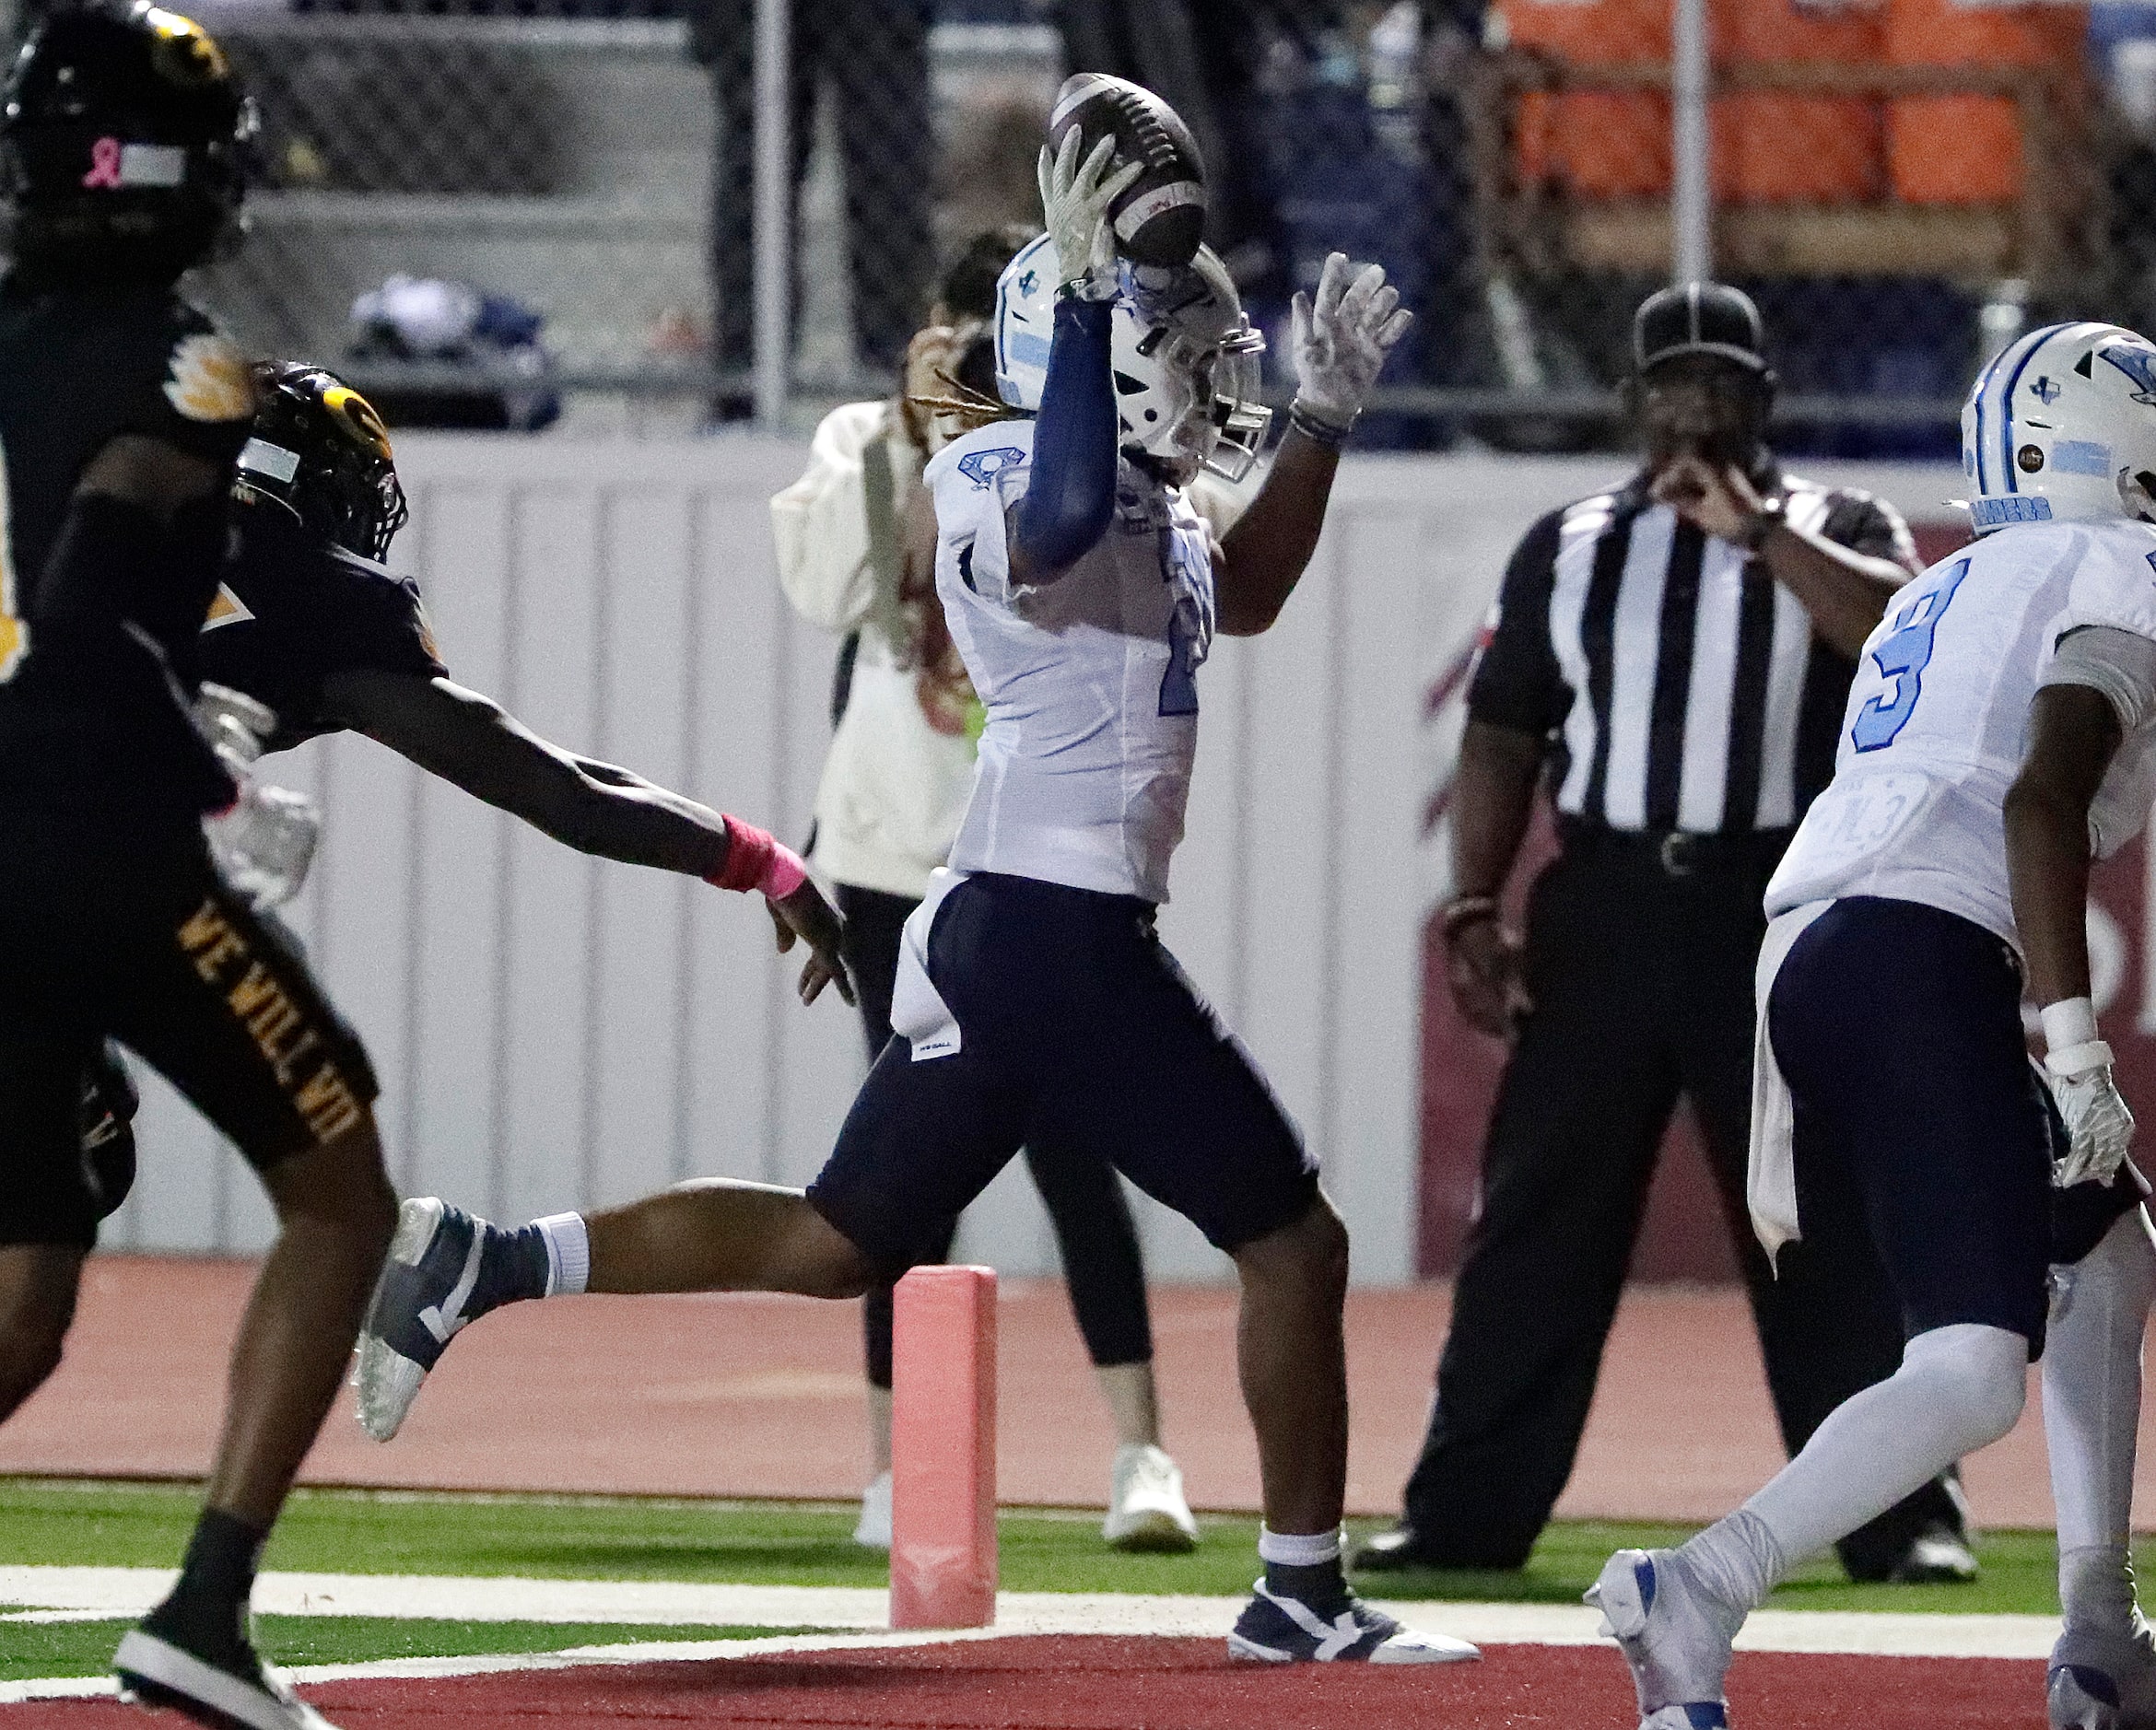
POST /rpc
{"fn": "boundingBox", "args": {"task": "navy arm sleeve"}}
[1011,296,1119,575]
[1464,507,1569,738]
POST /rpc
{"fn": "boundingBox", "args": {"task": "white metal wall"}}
[102,438,1961,1283]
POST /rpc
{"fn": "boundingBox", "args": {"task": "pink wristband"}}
[761,842,808,900]
[710,814,809,899]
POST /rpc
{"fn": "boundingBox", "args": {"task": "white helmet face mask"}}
[993,237,1271,487]
[1963,320,2156,534]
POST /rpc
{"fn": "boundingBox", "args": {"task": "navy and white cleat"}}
[355,1197,517,1443]
[1227,1580,1480,1664]
[2051,1615,2156,1730]
[115,1621,337,1730]
[1588,1548,1741,1730]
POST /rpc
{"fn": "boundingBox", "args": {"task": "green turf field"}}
[0,1618,827,1682]
[0,1478,2066,1618]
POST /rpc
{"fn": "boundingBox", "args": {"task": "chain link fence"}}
[95,0,2150,450]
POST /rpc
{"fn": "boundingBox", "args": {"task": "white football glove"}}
[1036,129,1141,303]
[195,683,320,908]
[1291,251,1415,430]
[2047,1038,2137,1189]
[205,776,321,908]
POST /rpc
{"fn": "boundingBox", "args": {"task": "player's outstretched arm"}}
[322,666,851,1004]
[1217,254,1412,637]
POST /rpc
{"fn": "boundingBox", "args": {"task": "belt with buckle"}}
[1559,820,1798,879]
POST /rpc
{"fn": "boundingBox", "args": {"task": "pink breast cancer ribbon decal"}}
[82,136,123,190]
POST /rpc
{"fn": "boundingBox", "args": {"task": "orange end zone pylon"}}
[889,1263,998,1629]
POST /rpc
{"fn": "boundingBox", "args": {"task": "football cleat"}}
[853,1470,893,1551]
[115,1622,336,1730]
[1588,1549,1742,1730]
[1227,1579,1479,1665]
[1103,1443,1200,1552]
[1887,1520,1979,1584]
[355,1196,528,1443]
[2050,1614,2156,1730]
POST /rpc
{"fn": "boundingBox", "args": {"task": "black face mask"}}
[1636,357,1771,473]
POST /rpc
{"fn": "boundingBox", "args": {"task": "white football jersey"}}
[921,420,1214,904]
[1766,517,2156,943]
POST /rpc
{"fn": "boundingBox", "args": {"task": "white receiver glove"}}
[1290,251,1415,431]
[196,684,321,908]
[1037,129,1142,303]
[2044,997,2136,1188]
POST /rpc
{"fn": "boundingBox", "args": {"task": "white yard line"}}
[0,1568,2064,1703]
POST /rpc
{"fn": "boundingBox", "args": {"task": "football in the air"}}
[1048,72,1207,270]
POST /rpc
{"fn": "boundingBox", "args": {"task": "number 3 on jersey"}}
[1851,556,1969,752]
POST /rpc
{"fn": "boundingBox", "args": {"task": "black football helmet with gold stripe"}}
[2,0,256,281]
[236,363,410,563]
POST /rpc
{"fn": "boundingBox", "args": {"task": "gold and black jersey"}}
[200,505,448,753]
[0,272,253,824]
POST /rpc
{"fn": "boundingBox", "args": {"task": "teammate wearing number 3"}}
[1591,321,2156,1730]
[353,130,1473,1664]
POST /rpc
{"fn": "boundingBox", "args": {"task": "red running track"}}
[2,1638,2051,1729]
[0,1256,2127,1524]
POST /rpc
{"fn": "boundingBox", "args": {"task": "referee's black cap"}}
[1633,282,1768,376]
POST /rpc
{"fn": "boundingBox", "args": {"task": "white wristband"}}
[2042,996,2100,1054]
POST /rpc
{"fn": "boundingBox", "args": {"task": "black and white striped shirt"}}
[1467,473,1916,835]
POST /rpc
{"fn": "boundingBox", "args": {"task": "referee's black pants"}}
[1401,833,1964,1577]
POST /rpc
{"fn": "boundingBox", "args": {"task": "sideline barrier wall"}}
[106,438,1964,1285]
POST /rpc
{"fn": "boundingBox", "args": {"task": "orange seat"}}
[1504,0,1671,196]
[1885,0,2085,204]
[1719,0,1884,204]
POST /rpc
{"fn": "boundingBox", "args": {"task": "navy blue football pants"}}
[836,882,1154,1387]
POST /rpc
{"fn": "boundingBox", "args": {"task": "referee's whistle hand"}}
[1445,919,1530,1039]
[1651,454,1756,544]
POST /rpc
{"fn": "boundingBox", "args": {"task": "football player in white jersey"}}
[348,132,1473,1665]
[1588,320,2156,1730]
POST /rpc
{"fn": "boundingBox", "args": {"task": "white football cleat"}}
[2051,1613,2156,1729]
[1103,1443,1200,1552]
[115,1625,338,1730]
[1227,1579,1479,1664]
[853,1469,893,1550]
[1588,1548,1741,1730]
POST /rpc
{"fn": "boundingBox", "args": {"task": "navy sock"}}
[150,1508,267,1657]
[1266,1557,1349,1606]
[473,1221,553,1310]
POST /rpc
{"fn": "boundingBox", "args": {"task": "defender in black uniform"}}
[68,365,854,1225]
[0,7,390,1727]
[196,363,855,939]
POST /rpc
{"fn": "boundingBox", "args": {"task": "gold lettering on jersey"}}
[177,901,248,981]
[165,333,255,425]
[175,894,369,1146]
[293,1065,364,1142]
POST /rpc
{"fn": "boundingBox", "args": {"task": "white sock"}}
[1258,1525,1342,1567]
[1745,1322,2027,1568]
[534,1212,590,1297]
[2046,1208,2156,1626]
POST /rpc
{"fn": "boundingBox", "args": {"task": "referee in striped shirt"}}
[1355,283,1977,1584]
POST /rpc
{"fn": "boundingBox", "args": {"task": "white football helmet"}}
[992,233,1271,485]
[1963,321,2156,534]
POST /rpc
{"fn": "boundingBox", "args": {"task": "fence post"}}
[751,0,791,426]
[1671,0,1712,283]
